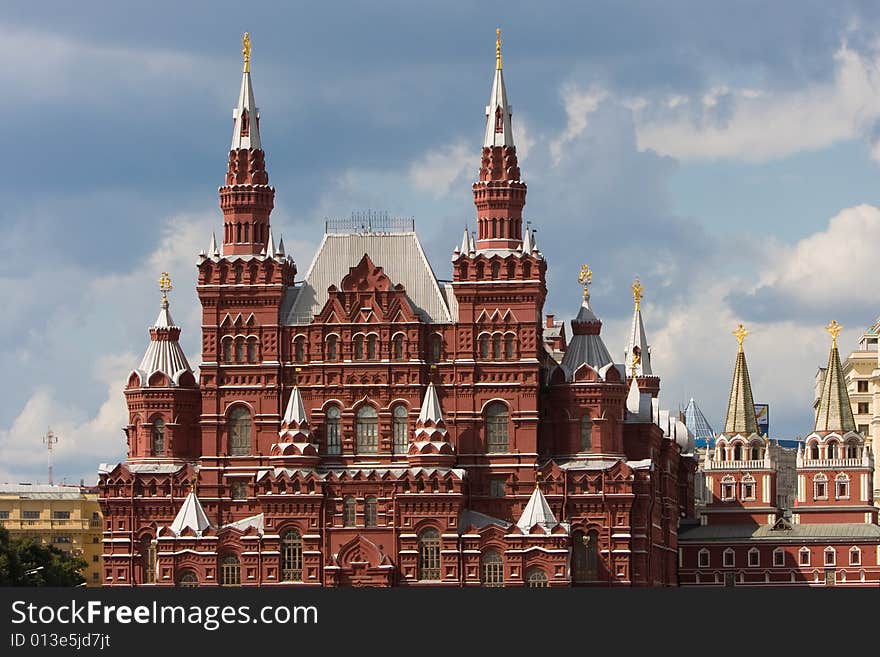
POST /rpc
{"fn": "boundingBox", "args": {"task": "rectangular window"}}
[858,424,870,435]
[52,511,71,520]
[741,483,755,500]
[850,549,861,566]
[858,380,869,393]
[723,551,735,567]
[489,478,506,498]
[815,482,827,499]
[721,483,735,501]
[230,481,248,500]
[0,510,9,519]
[748,551,760,567]
[799,550,810,566]
[858,402,870,415]
[53,536,71,544]
[23,511,40,519]
[773,550,785,567]
[837,482,849,499]
[824,550,836,566]
[698,551,710,568]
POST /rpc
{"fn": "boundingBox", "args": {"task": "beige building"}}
[814,316,880,500]
[0,484,103,586]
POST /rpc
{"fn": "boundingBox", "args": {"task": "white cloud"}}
[549,85,608,164]
[633,42,880,161]
[409,142,473,198]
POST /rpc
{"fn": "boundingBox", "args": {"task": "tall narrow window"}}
[504,334,515,360]
[364,497,378,527]
[151,419,165,456]
[392,405,408,454]
[479,335,489,359]
[294,338,305,363]
[485,402,508,453]
[828,441,839,459]
[326,335,338,361]
[356,406,378,453]
[235,338,245,363]
[223,339,232,364]
[814,474,828,500]
[228,407,252,456]
[429,335,442,362]
[343,497,356,527]
[846,441,859,459]
[220,555,240,587]
[393,334,404,360]
[366,335,378,360]
[750,444,761,460]
[526,568,548,588]
[492,334,502,360]
[354,335,364,360]
[247,338,258,363]
[281,530,303,582]
[417,529,440,580]
[491,262,500,280]
[836,474,850,499]
[733,444,742,461]
[580,415,592,452]
[824,547,836,566]
[480,550,504,587]
[523,261,532,278]
[325,406,341,455]
[810,442,819,459]
[145,541,156,584]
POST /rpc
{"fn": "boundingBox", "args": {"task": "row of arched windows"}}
[342,497,379,527]
[293,334,443,363]
[458,260,533,281]
[222,336,260,364]
[478,333,516,361]
[805,439,860,460]
[813,472,850,500]
[224,220,266,246]
[700,545,863,569]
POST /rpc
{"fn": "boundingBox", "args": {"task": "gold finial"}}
[578,264,592,300]
[190,477,197,497]
[632,278,644,311]
[242,32,251,73]
[535,470,542,490]
[825,319,842,347]
[158,271,172,304]
[733,323,749,352]
[496,28,502,70]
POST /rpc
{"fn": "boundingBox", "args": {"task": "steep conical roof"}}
[231,33,261,150]
[684,398,715,442]
[483,28,514,148]
[516,484,559,534]
[624,278,652,376]
[169,491,211,536]
[724,325,758,435]
[815,321,856,433]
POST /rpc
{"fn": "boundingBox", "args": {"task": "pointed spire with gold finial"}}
[624,277,652,377]
[231,31,261,150]
[516,471,560,534]
[483,28,514,148]
[815,320,856,433]
[723,324,759,435]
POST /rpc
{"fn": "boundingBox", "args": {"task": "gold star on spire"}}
[578,264,592,300]
[825,319,842,347]
[733,323,749,352]
[242,32,251,73]
[496,28,503,70]
[159,271,172,305]
[632,277,644,311]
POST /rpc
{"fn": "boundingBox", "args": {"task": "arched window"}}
[799,547,811,566]
[715,443,726,461]
[220,555,240,587]
[343,497,356,527]
[364,497,378,527]
[835,473,850,499]
[810,442,819,460]
[824,547,836,566]
[572,530,599,583]
[429,335,442,362]
[506,261,516,279]
[523,261,532,278]
[748,548,760,567]
[222,339,232,364]
[580,414,592,452]
[151,419,165,456]
[480,550,504,587]
[366,334,378,360]
[491,262,500,280]
[353,335,364,360]
[281,530,303,582]
[356,406,378,453]
[228,407,252,456]
[392,405,408,454]
[526,568,548,588]
[393,334,404,360]
[479,334,489,359]
[294,338,305,363]
[827,441,839,459]
[492,334,502,360]
[773,548,785,567]
[721,475,735,501]
[459,262,468,279]
[417,528,440,580]
[850,546,861,566]
[733,444,743,461]
[326,335,338,361]
[740,474,755,500]
[177,570,199,587]
[247,337,258,363]
[485,402,509,453]
[504,334,515,360]
[698,549,710,568]
[235,338,245,363]
[750,443,761,461]
[846,440,860,459]
[476,262,485,279]
[325,406,341,455]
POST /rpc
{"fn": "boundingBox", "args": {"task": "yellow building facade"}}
[0,484,103,586]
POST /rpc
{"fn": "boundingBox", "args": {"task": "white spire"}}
[468,231,476,254]
[418,382,444,425]
[208,232,218,258]
[516,484,559,534]
[460,227,470,254]
[169,491,211,536]
[231,69,261,150]
[522,224,533,254]
[277,234,286,257]
[624,279,652,377]
[281,386,309,428]
[484,30,514,148]
[266,228,277,258]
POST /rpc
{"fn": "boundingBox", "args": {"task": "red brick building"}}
[97,34,698,587]
[678,324,880,586]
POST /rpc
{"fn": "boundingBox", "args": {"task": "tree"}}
[0,526,87,586]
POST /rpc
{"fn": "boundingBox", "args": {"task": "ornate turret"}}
[270,386,319,464]
[723,324,759,436]
[220,33,275,256]
[408,383,455,467]
[473,29,526,252]
[624,277,659,397]
[814,320,857,433]
[559,265,614,379]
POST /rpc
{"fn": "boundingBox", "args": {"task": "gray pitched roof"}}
[283,232,453,324]
[679,522,880,542]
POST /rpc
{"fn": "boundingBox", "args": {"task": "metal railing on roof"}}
[325,210,415,234]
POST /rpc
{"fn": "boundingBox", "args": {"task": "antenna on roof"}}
[42,428,59,486]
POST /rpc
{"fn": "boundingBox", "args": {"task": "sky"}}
[3,0,880,485]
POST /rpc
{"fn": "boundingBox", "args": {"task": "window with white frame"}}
[773,548,785,567]
[850,546,861,566]
[741,474,755,501]
[813,473,828,500]
[723,548,735,567]
[824,547,836,566]
[799,547,810,566]
[721,475,736,501]
[835,473,849,499]
[698,549,710,568]
[748,548,760,567]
